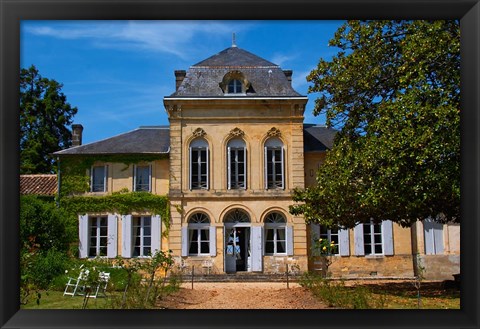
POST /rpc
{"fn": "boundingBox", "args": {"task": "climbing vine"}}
[57,155,171,235]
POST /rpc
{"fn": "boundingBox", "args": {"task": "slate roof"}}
[54,125,334,156]
[166,46,304,98]
[20,174,57,196]
[303,124,337,152]
[54,126,170,156]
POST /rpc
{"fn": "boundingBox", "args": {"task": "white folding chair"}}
[63,269,89,297]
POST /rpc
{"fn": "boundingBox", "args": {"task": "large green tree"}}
[290,20,460,228]
[20,65,78,174]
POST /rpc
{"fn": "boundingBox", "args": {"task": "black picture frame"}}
[1,0,479,328]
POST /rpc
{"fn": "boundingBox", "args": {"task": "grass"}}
[21,291,118,309]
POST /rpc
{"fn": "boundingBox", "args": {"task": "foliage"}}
[20,195,77,254]
[20,65,78,174]
[291,20,460,228]
[310,237,337,277]
[299,273,386,309]
[60,191,171,234]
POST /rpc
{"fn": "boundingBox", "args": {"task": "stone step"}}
[178,273,301,283]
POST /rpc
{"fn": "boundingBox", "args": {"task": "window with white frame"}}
[91,165,107,192]
[132,216,152,257]
[189,138,209,190]
[319,226,339,255]
[227,138,246,189]
[264,138,284,189]
[264,212,287,255]
[89,216,108,257]
[353,220,394,256]
[134,165,151,192]
[188,213,210,256]
[423,218,444,255]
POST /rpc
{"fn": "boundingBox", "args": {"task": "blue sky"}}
[21,20,343,144]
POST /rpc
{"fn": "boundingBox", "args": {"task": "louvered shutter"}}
[79,214,89,258]
[382,220,394,256]
[189,148,192,190]
[122,215,132,258]
[107,214,118,258]
[251,226,263,271]
[181,227,189,256]
[354,224,365,256]
[227,147,231,190]
[281,146,285,189]
[151,215,162,255]
[209,226,217,256]
[424,218,434,254]
[264,147,268,189]
[243,146,247,189]
[286,225,294,256]
[206,147,209,190]
[338,228,350,256]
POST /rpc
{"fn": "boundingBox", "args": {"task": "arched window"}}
[264,138,285,189]
[189,138,209,190]
[264,212,287,255]
[187,212,211,256]
[224,209,250,223]
[228,79,243,94]
[227,138,246,189]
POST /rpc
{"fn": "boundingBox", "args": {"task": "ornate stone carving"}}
[229,127,245,137]
[192,128,206,138]
[267,127,281,137]
[166,105,182,118]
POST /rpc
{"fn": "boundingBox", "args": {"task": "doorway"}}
[225,226,251,273]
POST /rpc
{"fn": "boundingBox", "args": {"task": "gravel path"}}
[156,282,329,309]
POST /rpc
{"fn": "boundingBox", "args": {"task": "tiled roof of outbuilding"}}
[54,126,170,155]
[303,124,337,152]
[167,46,304,98]
[20,174,57,196]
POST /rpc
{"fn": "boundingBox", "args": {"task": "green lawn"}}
[21,291,116,309]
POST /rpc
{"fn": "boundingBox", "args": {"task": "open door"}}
[225,227,251,273]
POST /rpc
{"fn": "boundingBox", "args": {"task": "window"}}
[264,138,284,189]
[364,221,383,255]
[228,79,242,94]
[121,215,161,258]
[264,212,287,255]
[227,138,246,189]
[353,220,394,256]
[89,216,108,257]
[188,213,210,256]
[319,226,339,255]
[134,165,151,192]
[132,216,152,257]
[423,218,444,254]
[189,138,209,190]
[91,165,107,192]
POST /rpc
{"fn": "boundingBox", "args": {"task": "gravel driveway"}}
[156,282,329,309]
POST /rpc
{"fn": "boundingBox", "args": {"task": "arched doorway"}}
[224,209,251,273]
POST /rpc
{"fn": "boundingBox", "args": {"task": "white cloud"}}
[25,21,252,59]
[270,53,296,67]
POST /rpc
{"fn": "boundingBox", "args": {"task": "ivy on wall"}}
[57,155,171,235]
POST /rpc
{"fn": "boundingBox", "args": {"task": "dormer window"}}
[228,79,242,94]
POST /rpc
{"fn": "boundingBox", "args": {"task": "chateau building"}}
[54,44,459,280]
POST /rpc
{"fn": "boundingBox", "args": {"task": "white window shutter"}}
[181,227,188,257]
[311,224,320,241]
[423,218,434,254]
[206,147,209,190]
[354,223,365,256]
[281,146,285,189]
[286,225,294,256]
[338,228,350,256]
[122,215,132,258]
[133,165,137,191]
[104,165,108,192]
[251,226,263,271]
[264,147,268,190]
[209,226,216,256]
[433,221,444,254]
[151,215,162,255]
[382,220,394,256]
[79,215,89,258]
[227,147,231,190]
[148,164,152,192]
[107,214,118,258]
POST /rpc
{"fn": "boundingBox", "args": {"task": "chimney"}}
[283,70,293,84]
[72,124,83,146]
[175,70,186,91]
